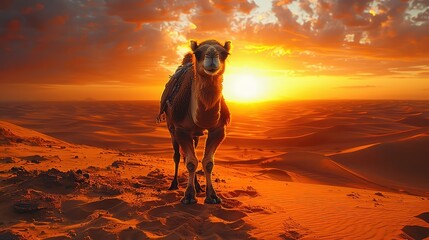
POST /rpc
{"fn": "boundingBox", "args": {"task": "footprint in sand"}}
[62,198,130,221]
[221,198,243,209]
[212,208,247,222]
[223,188,259,198]
[139,201,253,239]
[119,227,147,240]
[136,218,168,233]
[402,212,429,240]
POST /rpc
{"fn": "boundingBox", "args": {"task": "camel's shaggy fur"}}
[158,39,231,204]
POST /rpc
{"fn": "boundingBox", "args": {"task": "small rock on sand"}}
[374,192,386,198]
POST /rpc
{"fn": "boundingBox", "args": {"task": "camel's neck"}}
[190,74,223,129]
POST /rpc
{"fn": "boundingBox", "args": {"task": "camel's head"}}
[190,39,231,77]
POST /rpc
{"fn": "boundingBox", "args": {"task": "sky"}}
[0,0,428,102]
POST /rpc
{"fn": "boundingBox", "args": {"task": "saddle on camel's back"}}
[156,62,193,124]
[157,54,231,126]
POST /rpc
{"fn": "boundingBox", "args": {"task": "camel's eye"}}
[194,50,203,61]
[220,51,229,60]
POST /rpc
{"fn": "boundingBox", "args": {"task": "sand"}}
[1,100,429,239]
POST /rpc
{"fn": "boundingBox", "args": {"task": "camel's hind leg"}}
[168,139,180,190]
[202,126,225,204]
[168,135,203,193]
[176,128,198,204]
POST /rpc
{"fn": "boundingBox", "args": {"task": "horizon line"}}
[1,98,429,103]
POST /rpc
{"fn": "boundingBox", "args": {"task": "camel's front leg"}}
[175,128,198,204]
[202,126,225,204]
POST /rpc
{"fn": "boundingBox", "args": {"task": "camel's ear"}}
[224,41,232,53]
[190,40,198,52]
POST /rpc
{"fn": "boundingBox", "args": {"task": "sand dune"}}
[398,114,429,127]
[1,100,429,239]
[260,152,380,187]
[0,120,67,147]
[331,134,429,195]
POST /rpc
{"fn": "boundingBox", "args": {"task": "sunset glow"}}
[224,70,270,102]
[0,0,428,101]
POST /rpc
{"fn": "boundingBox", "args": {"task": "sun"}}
[223,72,268,102]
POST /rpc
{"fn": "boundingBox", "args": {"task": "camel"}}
[157,39,231,204]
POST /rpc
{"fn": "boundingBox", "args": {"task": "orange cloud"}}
[105,0,194,24]
[0,0,428,101]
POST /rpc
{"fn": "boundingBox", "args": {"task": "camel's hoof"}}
[168,181,178,190]
[204,196,222,204]
[181,196,197,205]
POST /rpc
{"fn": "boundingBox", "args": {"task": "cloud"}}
[0,0,177,85]
[418,72,429,77]
[0,0,260,86]
[189,0,257,32]
[237,0,429,58]
[212,0,257,14]
[0,0,428,88]
[105,0,194,24]
[214,0,429,78]
[190,7,231,32]
[331,0,373,27]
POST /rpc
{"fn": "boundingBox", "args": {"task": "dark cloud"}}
[0,0,175,85]
[190,6,230,32]
[105,0,194,24]
[189,0,257,32]
[331,0,373,26]
[212,0,257,14]
[0,0,13,10]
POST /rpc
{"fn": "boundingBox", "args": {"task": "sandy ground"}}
[1,100,429,239]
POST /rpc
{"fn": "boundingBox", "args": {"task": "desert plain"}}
[0,100,428,239]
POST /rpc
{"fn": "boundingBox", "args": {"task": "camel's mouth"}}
[203,68,220,76]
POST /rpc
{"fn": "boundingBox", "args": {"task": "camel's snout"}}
[203,47,221,75]
[203,56,220,71]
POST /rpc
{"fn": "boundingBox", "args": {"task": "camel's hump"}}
[157,63,194,123]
